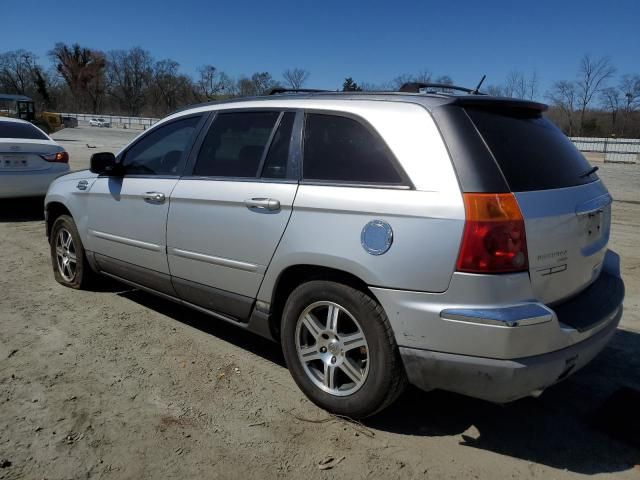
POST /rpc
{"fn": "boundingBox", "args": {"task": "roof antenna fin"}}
[471,75,486,95]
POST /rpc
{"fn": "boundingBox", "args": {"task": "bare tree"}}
[237,72,278,96]
[0,50,36,94]
[106,47,153,116]
[49,43,106,113]
[391,73,417,91]
[619,74,640,135]
[502,71,538,100]
[282,68,310,90]
[527,71,539,100]
[576,55,616,134]
[505,71,525,98]
[197,65,234,100]
[485,84,504,96]
[600,87,621,132]
[547,80,578,136]
[149,59,193,115]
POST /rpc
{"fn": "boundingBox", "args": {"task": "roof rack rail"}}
[268,88,331,95]
[398,82,486,95]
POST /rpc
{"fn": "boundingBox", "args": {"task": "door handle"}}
[244,197,280,211]
[143,191,166,204]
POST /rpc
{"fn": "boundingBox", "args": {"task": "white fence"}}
[571,137,640,163]
[59,112,159,130]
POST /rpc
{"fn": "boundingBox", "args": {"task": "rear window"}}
[466,108,595,192]
[0,121,48,140]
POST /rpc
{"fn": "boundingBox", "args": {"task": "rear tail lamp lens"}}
[456,193,528,274]
[41,151,69,163]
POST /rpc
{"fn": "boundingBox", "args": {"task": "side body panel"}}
[85,177,178,274]
[258,103,464,303]
[45,170,99,242]
[166,180,298,299]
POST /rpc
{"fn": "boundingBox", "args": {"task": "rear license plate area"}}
[1,155,28,168]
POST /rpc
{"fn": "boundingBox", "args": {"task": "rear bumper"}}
[0,167,69,198]
[400,305,621,402]
[371,249,624,402]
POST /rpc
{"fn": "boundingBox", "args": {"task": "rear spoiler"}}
[447,96,548,113]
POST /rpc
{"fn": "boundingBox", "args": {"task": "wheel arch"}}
[266,264,382,341]
[45,201,72,239]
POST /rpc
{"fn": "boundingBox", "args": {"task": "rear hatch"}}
[465,106,610,305]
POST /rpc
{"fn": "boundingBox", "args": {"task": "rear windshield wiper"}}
[580,166,599,178]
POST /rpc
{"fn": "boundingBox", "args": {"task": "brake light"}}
[41,151,69,163]
[456,193,528,274]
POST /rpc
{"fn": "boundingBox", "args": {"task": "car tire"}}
[281,280,407,418]
[50,214,95,289]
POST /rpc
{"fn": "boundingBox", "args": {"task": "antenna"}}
[471,75,486,95]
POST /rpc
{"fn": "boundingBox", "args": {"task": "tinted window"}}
[466,108,596,191]
[0,121,48,140]
[122,116,200,175]
[303,114,403,184]
[262,112,295,179]
[194,112,280,177]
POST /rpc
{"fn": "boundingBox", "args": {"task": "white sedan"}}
[89,118,109,127]
[0,117,70,198]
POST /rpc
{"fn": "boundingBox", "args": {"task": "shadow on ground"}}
[120,288,640,475]
[0,197,45,222]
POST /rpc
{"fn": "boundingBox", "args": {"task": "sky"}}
[3,0,639,96]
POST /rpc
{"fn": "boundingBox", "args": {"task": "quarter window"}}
[193,112,280,178]
[121,116,200,175]
[303,114,403,184]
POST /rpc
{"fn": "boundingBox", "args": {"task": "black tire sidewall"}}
[281,280,398,418]
[50,215,87,289]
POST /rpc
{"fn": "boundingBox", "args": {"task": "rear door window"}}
[302,113,404,184]
[466,108,596,192]
[193,111,280,178]
[0,122,48,140]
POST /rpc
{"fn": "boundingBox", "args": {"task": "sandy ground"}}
[0,127,639,479]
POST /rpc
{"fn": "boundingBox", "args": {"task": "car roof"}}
[171,91,547,117]
[0,116,31,124]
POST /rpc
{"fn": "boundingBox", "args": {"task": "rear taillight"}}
[456,193,528,274]
[41,151,69,163]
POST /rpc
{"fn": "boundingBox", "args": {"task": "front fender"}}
[45,170,98,245]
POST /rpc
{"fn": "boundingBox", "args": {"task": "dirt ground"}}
[1,127,639,479]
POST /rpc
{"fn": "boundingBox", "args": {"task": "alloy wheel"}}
[294,301,370,396]
[55,228,77,282]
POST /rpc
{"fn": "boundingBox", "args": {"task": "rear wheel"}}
[50,215,95,289]
[281,280,406,418]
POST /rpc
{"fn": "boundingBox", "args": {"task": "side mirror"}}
[90,152,121,175]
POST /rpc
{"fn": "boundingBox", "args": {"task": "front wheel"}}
[281,280,406,418]
[50,215,95,289]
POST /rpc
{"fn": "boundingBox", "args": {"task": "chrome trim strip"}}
[169,247,265,273]
[575,193,612,215]
[440,304,553,327]
[89,230,163,252]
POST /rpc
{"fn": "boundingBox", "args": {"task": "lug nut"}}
[320,347,327,353]
[331,356,336,364]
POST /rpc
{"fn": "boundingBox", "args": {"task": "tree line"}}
[0,44,638,137]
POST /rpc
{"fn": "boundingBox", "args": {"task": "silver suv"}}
[45,88,625,417]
